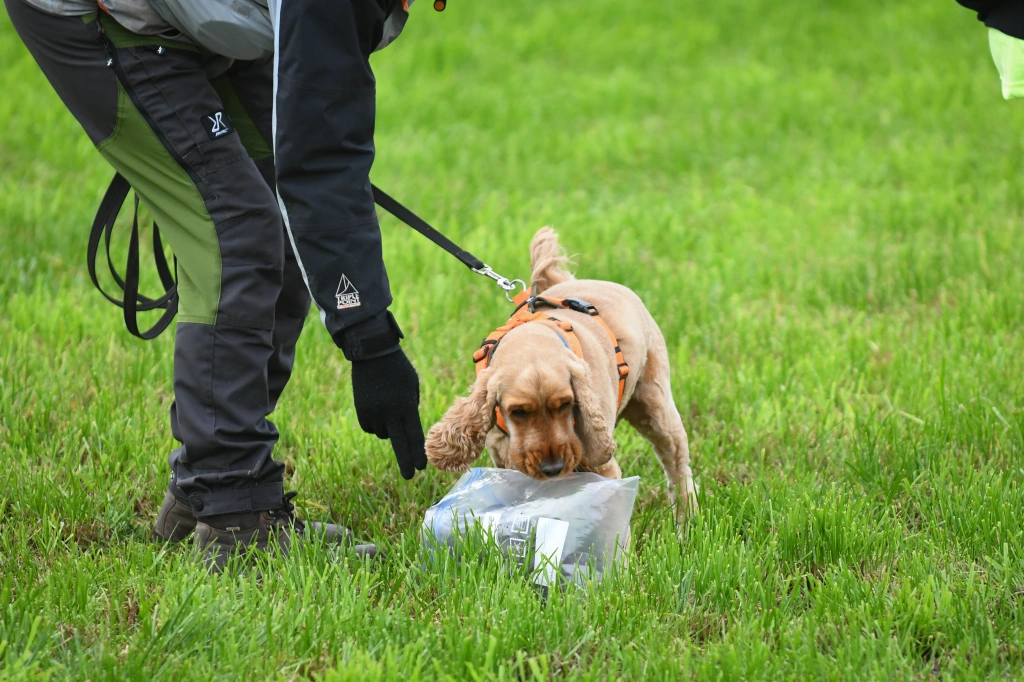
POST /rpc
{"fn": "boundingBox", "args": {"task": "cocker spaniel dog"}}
[425,228,696,514]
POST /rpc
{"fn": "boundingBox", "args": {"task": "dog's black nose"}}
[539,459,565,477]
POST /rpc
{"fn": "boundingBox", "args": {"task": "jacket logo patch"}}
[202,111,235,139]
[336,274,361,309]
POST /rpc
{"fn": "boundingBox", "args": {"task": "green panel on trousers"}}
[97,84,223,325]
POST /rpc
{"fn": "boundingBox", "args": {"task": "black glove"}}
[350,349,427,480]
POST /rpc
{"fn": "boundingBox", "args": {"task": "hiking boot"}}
[194,492,377,571]
[152,491,198,542]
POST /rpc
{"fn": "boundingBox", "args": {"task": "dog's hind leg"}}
[620,338,697,517]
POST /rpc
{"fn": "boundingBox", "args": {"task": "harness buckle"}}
[561,297,598,315]
[471,265,527,302]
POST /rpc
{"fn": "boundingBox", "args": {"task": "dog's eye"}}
[509,408,528,419]
[559,402,572,413]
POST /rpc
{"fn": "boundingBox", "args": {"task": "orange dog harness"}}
[472,287,630,434]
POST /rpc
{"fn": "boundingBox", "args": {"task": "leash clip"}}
[472,265,526,302]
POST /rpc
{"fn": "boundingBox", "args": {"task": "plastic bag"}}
[422,468,640,586]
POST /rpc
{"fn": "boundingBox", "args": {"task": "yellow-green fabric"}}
[96,83,222,324]
[989,28,1024,100]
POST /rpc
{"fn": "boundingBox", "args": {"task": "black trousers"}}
[7,0,310,516]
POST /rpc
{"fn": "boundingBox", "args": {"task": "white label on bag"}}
[476,511,502,532]
[533,517,570,587]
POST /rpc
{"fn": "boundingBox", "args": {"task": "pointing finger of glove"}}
[404,415,427,472]
[387,416,415,480]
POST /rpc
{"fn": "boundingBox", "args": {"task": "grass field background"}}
[3,0,1024,679]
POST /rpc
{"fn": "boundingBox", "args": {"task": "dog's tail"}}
[529,227,574,294]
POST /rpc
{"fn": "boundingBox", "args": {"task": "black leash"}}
[89,174,523,340]
[370,185,483,271]
[370,184,524,295]
[88,174,179,339]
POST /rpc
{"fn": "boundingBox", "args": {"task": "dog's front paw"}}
[426,453,473,473]
[424,423,477,472]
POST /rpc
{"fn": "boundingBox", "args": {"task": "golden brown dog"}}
[426,228,697,514]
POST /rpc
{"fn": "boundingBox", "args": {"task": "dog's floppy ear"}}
[570,361,617,467]
[426,369,497,472]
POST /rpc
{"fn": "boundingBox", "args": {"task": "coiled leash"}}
[87,174,525,339]
[88,174,179,339]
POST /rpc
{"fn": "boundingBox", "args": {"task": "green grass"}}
[2,0,1024,678]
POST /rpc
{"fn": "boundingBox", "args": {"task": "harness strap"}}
[473,292,629,435]
[529,295,629,405]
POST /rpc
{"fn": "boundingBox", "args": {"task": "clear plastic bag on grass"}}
[422,468,639,587]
